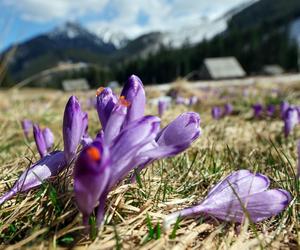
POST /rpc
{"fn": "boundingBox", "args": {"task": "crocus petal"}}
[21,119,32,139]
[43,128,54,150]
[104,103,127,145]
[284,107,298,137]
[120,75,146,124]
[163,170,291,228]
[33,124,48,158]
[156,112,201,147]
[109,116,161,187]
[0,151,66,205]
[96,87,118,129]
[74,141,110,223]
[63,96,85,162]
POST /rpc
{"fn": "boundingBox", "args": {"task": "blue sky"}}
[0,0,253,51]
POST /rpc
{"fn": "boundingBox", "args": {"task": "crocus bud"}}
[21,119,32,139]
[120,75,146,124]
[43,128,54,150]
[224,103,233,116]
[212,106,222,120]
[280,101,289,119]
[96,87,118,129]
[74,141,110,225]
[0,151,66,205]
[284,107,298,137]
[33,124,48,158]
[252,103,263,118]
[158,100,167,117]
[63,96,85,162]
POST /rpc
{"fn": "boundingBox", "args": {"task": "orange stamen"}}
[87,146,101,161]
[96,87,105,96]
[119,96,131,107]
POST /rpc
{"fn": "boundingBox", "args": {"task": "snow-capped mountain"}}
[90,26,129,49]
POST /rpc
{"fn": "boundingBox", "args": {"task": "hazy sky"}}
[0,0,253,51]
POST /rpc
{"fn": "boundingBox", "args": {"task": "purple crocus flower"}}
[284,107,299,137]
[63,96,87,162]
[212,107,222,120]
[223,103,233,116]
[158,100,168,117]
[21,119,32,139]
[0,96,85,205]
[74,75,201,227]
[164,170,291,229]
[252,103,263,118]
[266,104,276,117]
[74,115,161,225]
[280,101,289,119]
[74,141,110,225]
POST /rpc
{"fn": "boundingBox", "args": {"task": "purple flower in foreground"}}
[164,170,291,229]
[252,103,263,118]
[0,96,85,205]
[21,119,32,139]
[74,141,110,225]
[280,101,289,119]
[63,96,87,162]
[223,103,233,116]
[284,107,299,137]
[266,104,276,117]
[212,107,222,120]
[158,100,168,117]
[74,75,201,227]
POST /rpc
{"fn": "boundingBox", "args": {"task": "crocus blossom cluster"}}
[0,96,87,205]
[74,75,201,226]
[158,100,168,117]
[212,103,234,120]
[164,170,292,229]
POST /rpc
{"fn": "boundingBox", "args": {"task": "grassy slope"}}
[0,82,299,249]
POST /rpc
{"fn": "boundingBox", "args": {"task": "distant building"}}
[62,78,90,91]
[262,65,284,75]
[200,57,246,79]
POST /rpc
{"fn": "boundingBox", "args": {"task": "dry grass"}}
[0,82,299,249]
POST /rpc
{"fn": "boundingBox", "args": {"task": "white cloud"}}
[3,0,254,37]
[2,0,109,22]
